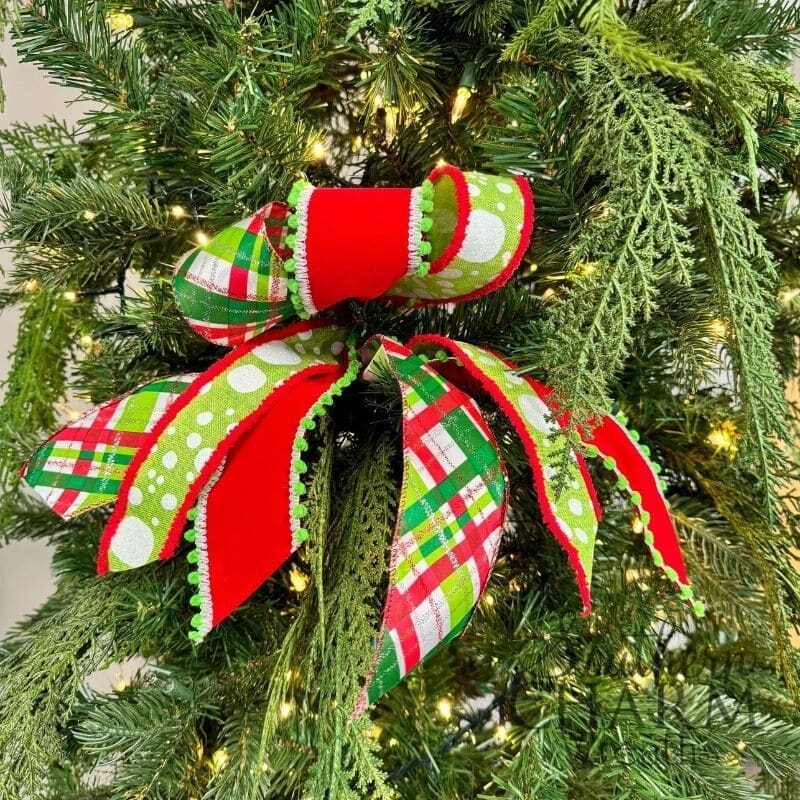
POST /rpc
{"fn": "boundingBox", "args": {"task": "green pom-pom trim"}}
[419,240,432,256]
[651,550,664,567]
[295,437,309,452]
[643,530,655,546]
[664,566,678,582]
[301,417,316,430]
[188,571,200,585]
[630,491,642,506]
[295,527,309,542]
[287,279,299,294]
[420,199,434,213]
[287,213,298,229]
[287,179,309,207]
[285,232,297,247]
[191,613,203,629]
[640,510,651,525]
[420,216,433,232]
[190,593,202,607]
[680,585,694,600]
[629,429,640,442]
[186,507,198,522]
[187,550,199,565]
[693,600,706,618]
[294,459,308,474]
[188,630,201,643]
[603,456,617,470]
[293,504,308,518]
[293,480,306,495]
[585,444,599,458]
[184,528,196,543]
[616,476,629,491]
[284,257,296,273]
[640,444,651,457]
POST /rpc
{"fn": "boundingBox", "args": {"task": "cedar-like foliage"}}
[1,1,800,798]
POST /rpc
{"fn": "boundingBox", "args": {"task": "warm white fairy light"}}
[279,700,294,719]
[62,290,78,302]
[311,140,328,161]
[436,697,452,720]
[706,318,728,339]
[79,334,95,350]
[707,420,738,453]
[289,565,309,593]
[210,747,229,773]
[194,230,210,247]
[170,204,187,219]
[23,279,39,293]
[450,86,473,124]
[81,210,97,222]
[106,11,134,31]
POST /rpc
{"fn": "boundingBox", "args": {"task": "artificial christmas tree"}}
[1,1,800,799]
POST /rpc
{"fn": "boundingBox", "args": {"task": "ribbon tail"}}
[97,321,352,575]
[410,335,599,615]
[355,337,508,715]
[187,361,357,641]
[579,411,704,616]
[21,374,198,519]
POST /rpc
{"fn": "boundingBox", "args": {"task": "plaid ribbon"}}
[23,375,196,519]
[358,338,507,710]
[173,201,296,347]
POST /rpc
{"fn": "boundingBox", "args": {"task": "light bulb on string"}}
[279,700,294,719]
[436,697,452,720]
[106,11,134,31]
[384,105,399,142]
[310,140,328,162]
[450,62,477,124]
[62,290,78,302]
[23,279,39,293]
[707,420,738,453]
[289,565,309,593]
[194,230,210,247]
[170,205,187,220]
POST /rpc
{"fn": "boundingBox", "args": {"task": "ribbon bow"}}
[23,165,702,714]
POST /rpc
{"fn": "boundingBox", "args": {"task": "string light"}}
[436,157,448,168]
[279,700,294,719]
[436,697,452,720]
[311,140,328,161]
[194,230,210,247]
[706,318,728,339]
[79,334,95,350]
[23,279,39,293]
[495,722,511,743]
[351,135,363,153]
[450,62,477,124]
[384,106,398,142]
[62,290,78,302]
[707,420,738,453]
[210,747,229,773]
[170,204,187,219]
[112,672,129,692]
[482,592,495,607]
[780,287,800,304]
[106,11,134,31]
[572,261,597,278]
[81,210,97,222]
[632,515,644,534]
[289,565,309,593]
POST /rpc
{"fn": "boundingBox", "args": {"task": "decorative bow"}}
[22,165,702,714]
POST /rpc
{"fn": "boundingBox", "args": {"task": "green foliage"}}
[1,0,800,798]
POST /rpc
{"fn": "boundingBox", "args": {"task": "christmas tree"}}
[2,0,800,798]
